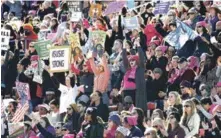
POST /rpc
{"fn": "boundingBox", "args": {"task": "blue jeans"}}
[102,92,109,105]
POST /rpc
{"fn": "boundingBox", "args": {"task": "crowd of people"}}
[1,0,221,138]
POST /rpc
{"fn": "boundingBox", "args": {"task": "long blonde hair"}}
[180,99,196,126]
[168,91,182,105]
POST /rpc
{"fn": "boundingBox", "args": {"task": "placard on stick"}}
[1,29,11,51]
[49,46,71,72]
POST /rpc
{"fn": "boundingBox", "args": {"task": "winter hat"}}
[153,68,163,76]
[125,116,137,126]
[128,55,139,62]
[116,126,130,136]
[77,94,90,104]
[109,114,121,126]
[216,82,221,87]
[19,58,30,69]
[30,55,39,61]
[157,45,168,53]
[196,21,207,28]
[124,96,133,104]
[63,134,75,138]
[188,7,197,14]
[168,111,181,122]
[167,10,176,16]
[38,104,50,112]
[149,39,161,47]
[23,23,34,30]
[177,57,187,64]
[180,80,192,88]
[86,107,97,116]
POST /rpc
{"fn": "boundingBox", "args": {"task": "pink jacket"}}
[122,69,136,90]
[144,24,163,46]
[89,58,110,93]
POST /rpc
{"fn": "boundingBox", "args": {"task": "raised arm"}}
[122,40,130,70]
[89,58,100,75]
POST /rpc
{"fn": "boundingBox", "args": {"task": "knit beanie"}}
[109,114,121,126]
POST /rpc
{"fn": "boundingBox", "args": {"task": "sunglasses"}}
[67,108,72,111]
[124,102,132,105]
[145,132,152,136]
[183,105,190,108]
[180,87,185,89]
[62,129,67,131]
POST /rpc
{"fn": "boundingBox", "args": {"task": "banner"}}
[67,1,82,22]
[89,3,102,18]
[34,40,52,59]
[89,30,106,48]
[49,46,71,72]
[153,2,170,15]
[103,1,126,15]
[164,20,198,49]
[123,16,139,30]
[127,0,135,9]
[16,82,31,105]
[1,29,10,51]
[38,29,51,40]
[68,33,81,49]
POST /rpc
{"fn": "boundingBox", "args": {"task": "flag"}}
[11,102,29,123]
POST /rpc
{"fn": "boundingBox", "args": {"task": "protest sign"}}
[47,33,56,40]
[38,29,51,40]
[1,29,10,51]
[89,3,102,18]
[104,1,126,15]
[8,122,24,136]
[89,30,106,48]
[214,0,221,10]
[68,33,81,49]
[123,16,139,30]
[154,2,170,15]
[34,40,52,59]
[49,46,71,72]
[127,0,135,9]
[67,1,82,22]
[16,82,31,105]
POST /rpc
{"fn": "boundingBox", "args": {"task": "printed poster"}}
[16,82,31,106]
[104,1,126,15]
[67,1,82,22]
[68,33,81,49]
[89,30,106,48]
[89,3,102,18]
[34,40,52,59]
[123,16,139,30]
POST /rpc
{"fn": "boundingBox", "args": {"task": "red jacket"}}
[144,24,163,46]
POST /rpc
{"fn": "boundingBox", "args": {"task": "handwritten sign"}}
[1,29,10,51]
[38,29,51,40]
[154,2,171,15]
[124,16,139,30]
[49,46,71,72]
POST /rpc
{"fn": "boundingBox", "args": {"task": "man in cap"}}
[180,80,192,100]
[43,89,56,104]
[38,104,50,117]
[123,96,134,111]
[211,21,221,40]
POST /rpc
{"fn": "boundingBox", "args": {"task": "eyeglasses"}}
[183,105,191,108]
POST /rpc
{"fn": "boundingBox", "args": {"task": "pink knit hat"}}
[196,21,207,28]
[216,82,221,87]
[156,45,168,53]
[30,55,39,61]
[129,55,139,62]
[63,134,75,138]
[126,116,137,126]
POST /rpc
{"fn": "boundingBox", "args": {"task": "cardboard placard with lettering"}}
[1,29,11,51]
[49,46,71,72]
